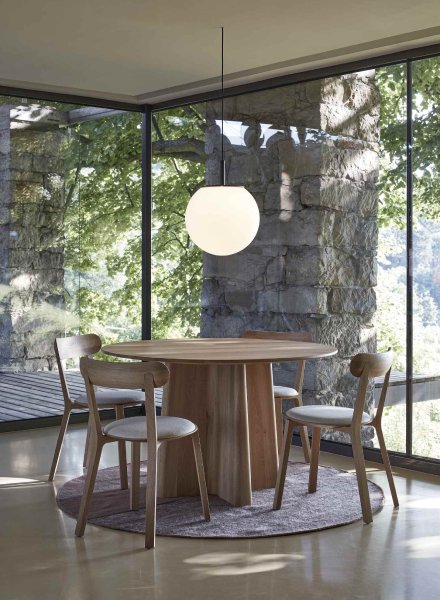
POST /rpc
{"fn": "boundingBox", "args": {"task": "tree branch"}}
[153,137,206,162]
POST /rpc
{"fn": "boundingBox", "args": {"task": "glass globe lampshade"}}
[185,185,260,256]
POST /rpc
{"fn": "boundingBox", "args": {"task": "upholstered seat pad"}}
[103,415,197,441]
[75,389,144,407]
[273,385,298,399]
[286,405,373,426]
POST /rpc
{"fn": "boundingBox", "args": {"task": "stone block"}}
[0,206,9,225]
[7,268,64,292]
[300,177,377,216]
[0,130,10,155]
[225,288,257,312]
[10,152,33,172]
[332,213,377,251]
[257,286,327,315]
[316,315,376,358]
[286,246,376,287]
[11,130,65,156]
[203,251,267,284]
[8,169,44,184]
[0,154,11,172]
[277,140,321,179]
[265,255,285,285]
[256,210,336,248]
[201,278,226,309]
[320,74,380,142]
[10,181,46,204]
[32,155,64,173]
[200,313,245,338]
[329,288,376,315]
[264,181,302,212]
[285,246,321,285]
[320,143,379,183]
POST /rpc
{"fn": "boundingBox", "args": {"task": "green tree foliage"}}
[63,106,206,341]
[64,113,143,341]
[375,65,407,228]
[376,58,440,226]
[151,107,205,338]
[376,59,440,377]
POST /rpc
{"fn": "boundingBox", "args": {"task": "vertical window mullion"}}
[406,60,414,457]
[141,106,153,340]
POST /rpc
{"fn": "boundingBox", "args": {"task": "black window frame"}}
[1,42,440,475]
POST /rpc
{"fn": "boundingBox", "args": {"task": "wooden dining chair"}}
[241,330,312,461]
[76,357,210,549]
[273,349,399,524]
[48,334,144,485]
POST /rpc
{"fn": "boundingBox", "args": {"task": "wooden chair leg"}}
[192,432,210,521]
[308,427,321,493]
[275,398,284,454]
[48,408,71,481]
[145,442,158,550]
[292,397,311,463]
[75,438,103,537]
[273,419,294,510]
[115,405,128,490]
[351,429,373,524]
[375,424,399,507]
[130,442,141,511]
[83,417,93,469]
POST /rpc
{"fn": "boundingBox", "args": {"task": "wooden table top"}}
[102,338,338,364]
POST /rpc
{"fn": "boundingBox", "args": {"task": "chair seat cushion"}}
[103,415,197,441]
[75,389,144,407]
[286,405,373,427]
[273,385,298,399]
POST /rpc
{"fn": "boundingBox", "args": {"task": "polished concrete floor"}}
[0,424,439,600]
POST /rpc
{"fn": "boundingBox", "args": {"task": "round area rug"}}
[57,462,384,538]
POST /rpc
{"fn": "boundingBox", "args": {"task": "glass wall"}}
[152,57,440,462]
[2,53,439,463]
[412,56,440,459]
[0,97,141,423]
[373,64,407,453]
[151,106,205,338]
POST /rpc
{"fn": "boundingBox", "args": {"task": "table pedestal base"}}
[157,362,279,506]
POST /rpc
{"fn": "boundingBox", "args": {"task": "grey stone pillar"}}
[0,105,67,371]
[200,73,380,444]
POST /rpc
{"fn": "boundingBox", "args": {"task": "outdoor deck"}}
[0,368,438,425]
[374,371,440,406]
[0,370,163,424]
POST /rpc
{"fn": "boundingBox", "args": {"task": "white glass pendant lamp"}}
[185,27,260,256]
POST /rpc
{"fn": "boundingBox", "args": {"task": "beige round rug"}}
[57,461,384,538]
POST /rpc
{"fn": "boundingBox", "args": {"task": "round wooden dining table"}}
[102,338,337,507]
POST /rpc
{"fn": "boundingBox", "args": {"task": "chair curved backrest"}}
[350,348,393,426]
[54,334,102,407]
[55,334,102,361]
[350,349,393,379]
[80,357,169,390]
[241,330,313,393]
[80,357,169,439]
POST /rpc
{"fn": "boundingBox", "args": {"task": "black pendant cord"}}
[220,26,226,185]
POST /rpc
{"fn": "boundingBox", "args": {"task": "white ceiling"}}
[0,0,439,105]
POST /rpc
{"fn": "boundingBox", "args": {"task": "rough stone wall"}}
[201,73,380,444]
[0,105,67,371]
